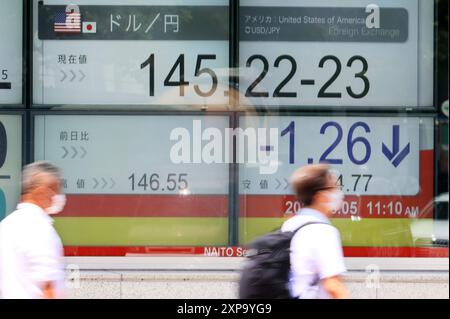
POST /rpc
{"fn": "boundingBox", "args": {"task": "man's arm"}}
[314,226,349,299]
[321,276,349,299]
[26,226,63,299]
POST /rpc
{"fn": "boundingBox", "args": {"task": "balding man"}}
[0,161,66,299]
[282,164,349,299]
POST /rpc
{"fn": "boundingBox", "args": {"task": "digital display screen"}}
[33,0,229,106]
[34,114,230,246]
[239,0,434,108]
[238,116,435,249]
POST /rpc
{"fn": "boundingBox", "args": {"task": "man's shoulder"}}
[1,207,50,233]
[282,215,326,231]
[1,209,23,227]
[281,213,336,235]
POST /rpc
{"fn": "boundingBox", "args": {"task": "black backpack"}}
[239,222,327,299]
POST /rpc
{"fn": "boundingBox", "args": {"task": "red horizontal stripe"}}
[342,247,449,258]
[60,195,228,217]
[239,195,433,218]
[65,246,207,257]
[240,150,434,218]
[64,246,448,258]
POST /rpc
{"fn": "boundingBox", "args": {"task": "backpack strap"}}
[291,221,331,235]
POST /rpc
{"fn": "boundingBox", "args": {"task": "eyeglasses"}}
[316,185,341,192]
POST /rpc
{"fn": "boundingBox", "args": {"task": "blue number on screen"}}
[347,122,371,165]
[281,121,295,164]
[319,122,343,164]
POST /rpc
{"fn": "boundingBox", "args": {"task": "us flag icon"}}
[54,10,81,33]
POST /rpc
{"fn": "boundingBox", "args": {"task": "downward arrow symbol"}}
[392,144,410,168]
[382,125,400,160]
[382,125,410,167]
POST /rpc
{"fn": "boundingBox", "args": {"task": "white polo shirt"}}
[281,208,346,299]
[0,203,65,299]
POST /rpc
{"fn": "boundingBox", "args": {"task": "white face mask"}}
[325,190,344,213]
[46,194,67,215]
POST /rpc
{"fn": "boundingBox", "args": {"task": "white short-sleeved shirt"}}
[0,203,65,299]
[281,208,346,299]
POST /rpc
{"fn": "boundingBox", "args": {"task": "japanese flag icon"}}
[82,22,97,33]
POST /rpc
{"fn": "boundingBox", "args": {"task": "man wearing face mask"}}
[281,164,349,299]
[0,161,66,299]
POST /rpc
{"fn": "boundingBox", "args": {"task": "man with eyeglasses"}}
[282,164,349,299]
